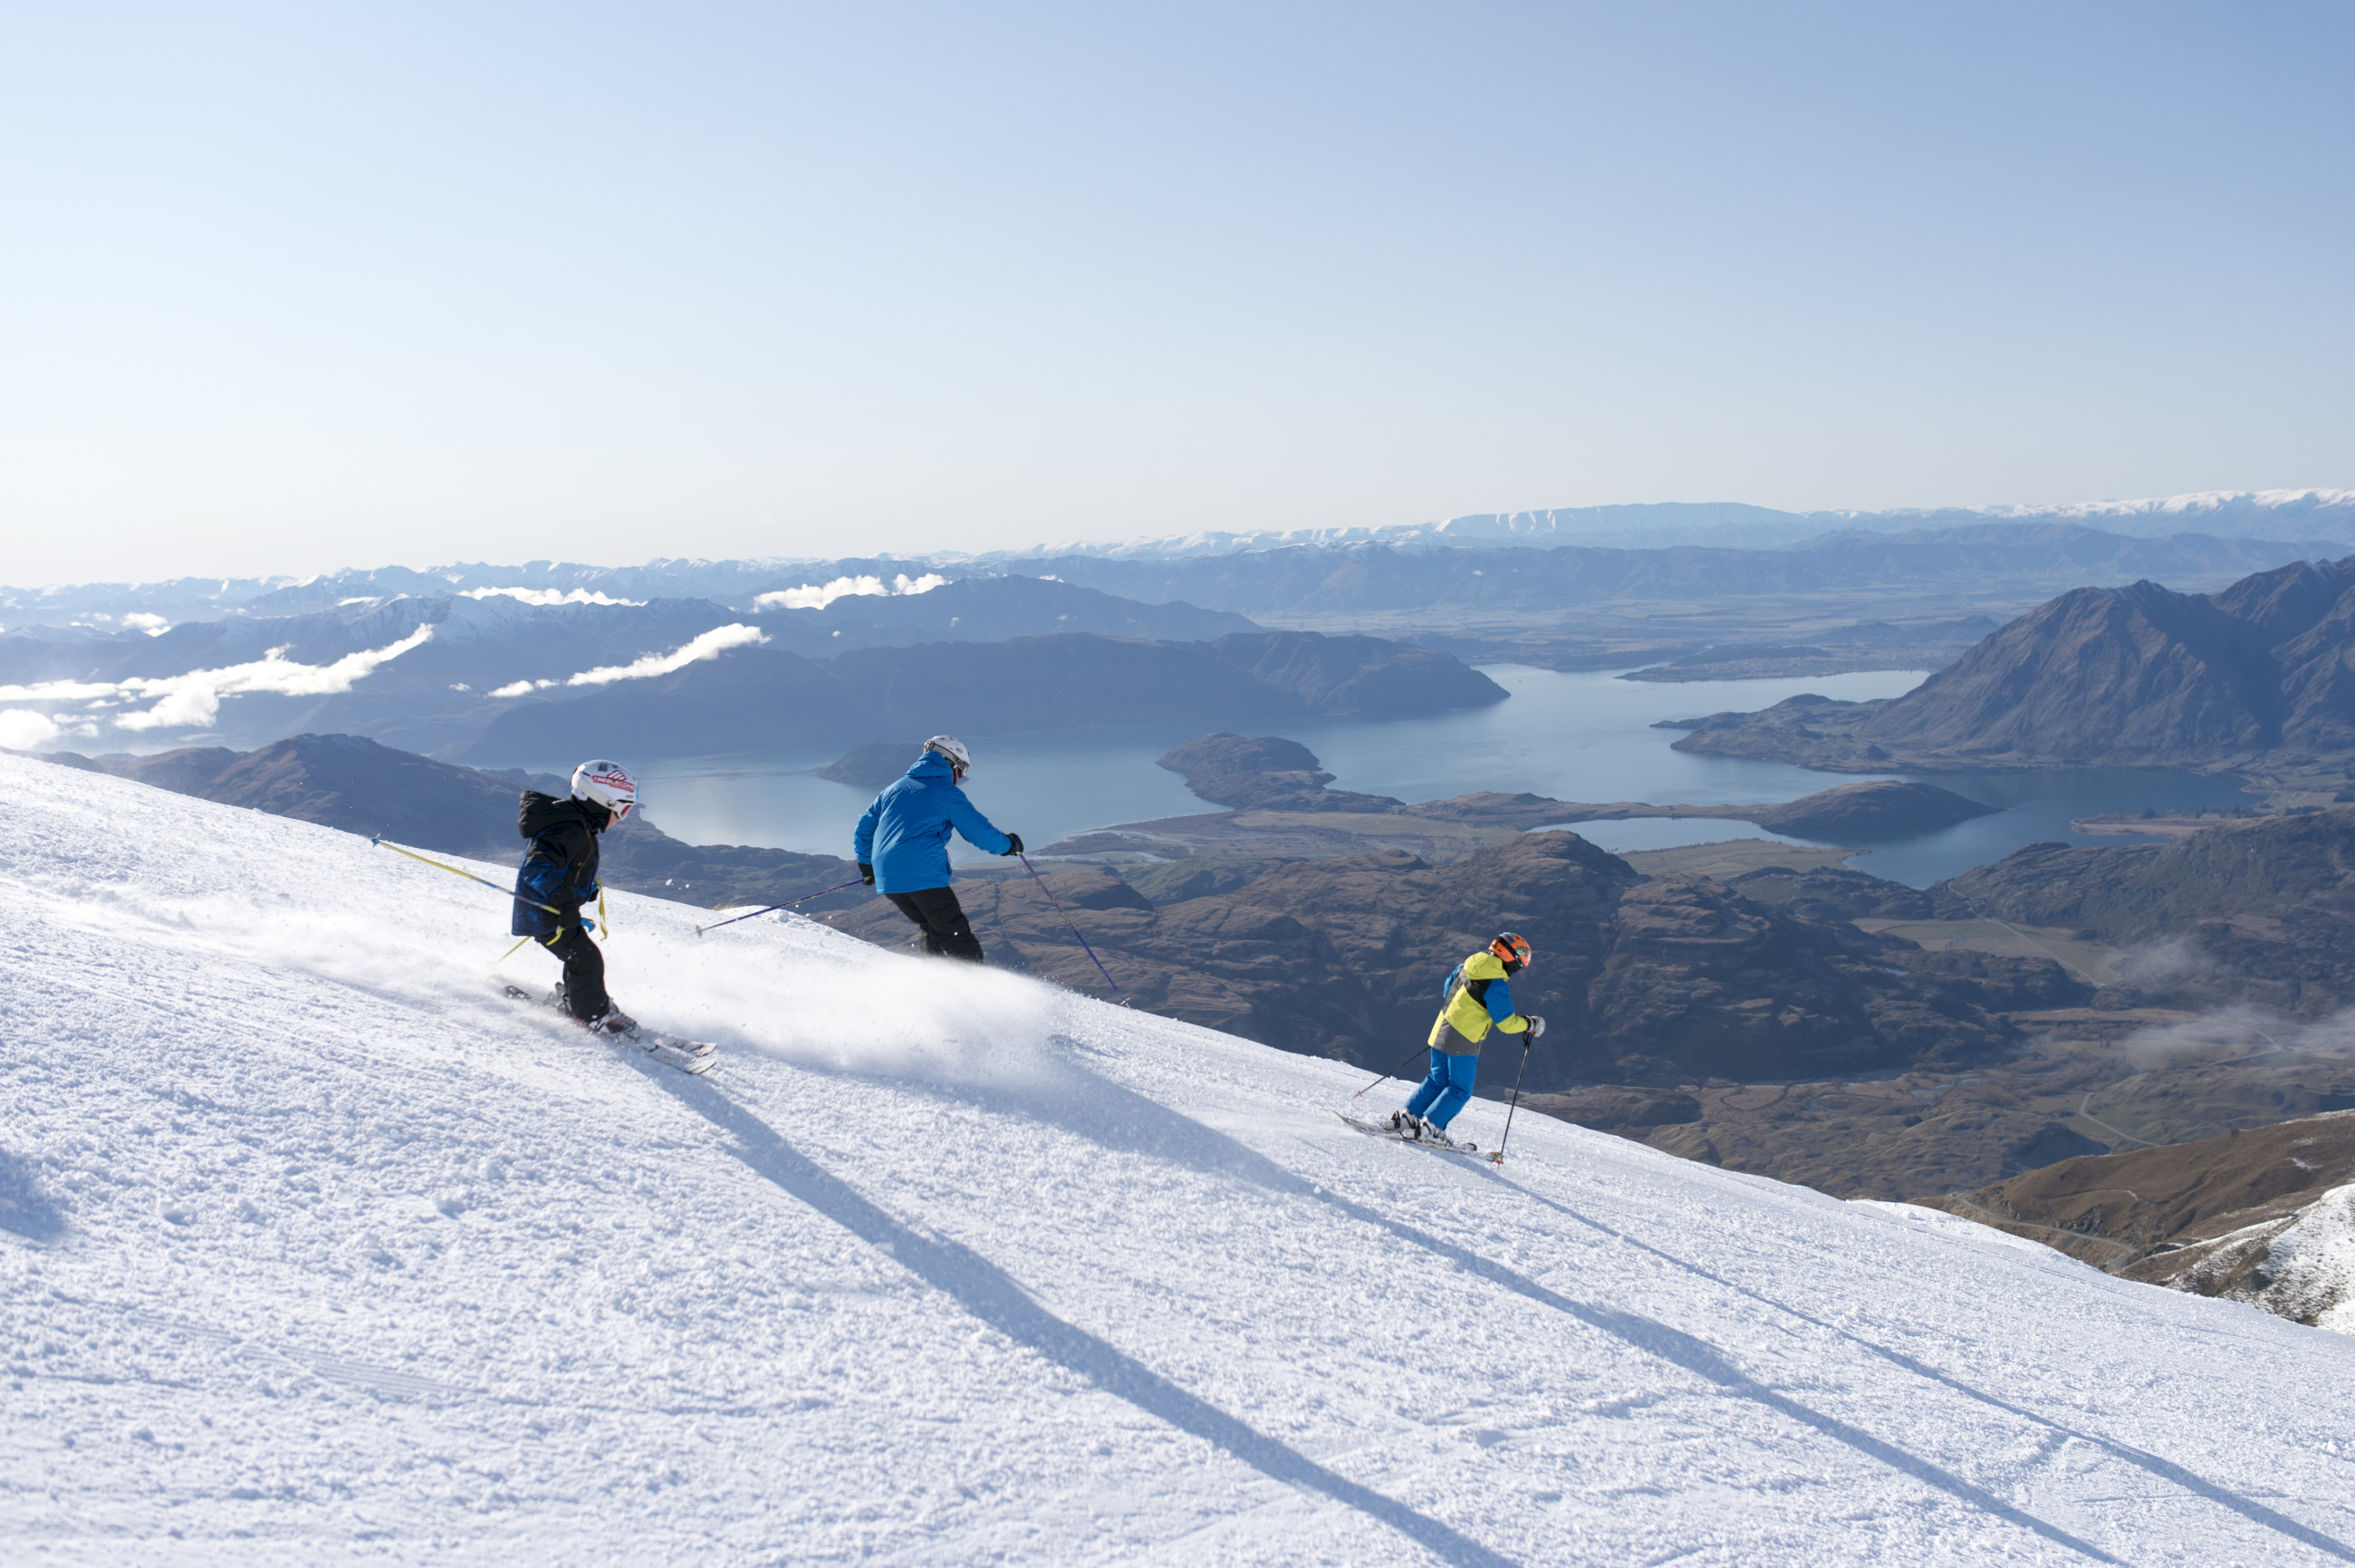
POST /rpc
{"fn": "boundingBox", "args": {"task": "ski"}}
[501,985,717,1076]
[1335,1111,1484,1156]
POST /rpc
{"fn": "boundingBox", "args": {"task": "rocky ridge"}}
[1672,554,2355,775]
[1935,806,2355,1017]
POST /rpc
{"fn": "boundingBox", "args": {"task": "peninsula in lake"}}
[1667,555,2355,788]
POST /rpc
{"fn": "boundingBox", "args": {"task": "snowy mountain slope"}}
[5,755,2355,1565]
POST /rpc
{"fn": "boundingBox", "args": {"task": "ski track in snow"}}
[2,754,2353,1565]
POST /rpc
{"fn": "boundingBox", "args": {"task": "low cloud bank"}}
[0,624,437,740]
[460,587,645,608]
[488,623,767,698]
[754,573,946,611]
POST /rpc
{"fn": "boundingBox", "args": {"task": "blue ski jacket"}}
[853,751,1013,895]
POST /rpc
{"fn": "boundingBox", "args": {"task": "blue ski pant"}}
[1406,1049,1478,1129]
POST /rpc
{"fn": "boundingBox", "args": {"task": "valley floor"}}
[5,755,2354,1564]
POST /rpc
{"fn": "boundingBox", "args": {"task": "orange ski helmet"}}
[1490,931,1533,969]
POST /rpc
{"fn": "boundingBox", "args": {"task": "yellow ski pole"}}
[371,833,564,919]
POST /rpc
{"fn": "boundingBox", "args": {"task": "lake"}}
[627,665,2255,887]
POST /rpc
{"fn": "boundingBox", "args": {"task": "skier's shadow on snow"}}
[727,1044,2181,1565]
[1493,1173,2355,1563]
[656,1069,1518,1568]
[1005,1056,2347,1566]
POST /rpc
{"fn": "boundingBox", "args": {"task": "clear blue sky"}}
[2,2,2349,581]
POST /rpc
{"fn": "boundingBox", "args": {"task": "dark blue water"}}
[624,665,2255,884]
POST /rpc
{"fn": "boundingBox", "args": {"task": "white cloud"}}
[754,572,946,611]
[120,612,168,634]
[483,623,770,700]
[563,624,767,686]
[0,678,118,702]
[0,623,437,734]
[113,684,222,731]
[0,709,62,749]
[462,587,646,607]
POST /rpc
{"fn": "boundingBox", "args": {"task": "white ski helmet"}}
[570,759,639,821]
[923,736,972,775]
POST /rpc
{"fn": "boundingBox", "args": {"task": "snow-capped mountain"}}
[5,753,2353,1563]
[1004,489,2355,559]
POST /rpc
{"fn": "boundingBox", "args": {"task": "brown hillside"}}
[821,833,2052,1089]
[1931,1111,2355,1286]
[1940,806,2355,1015]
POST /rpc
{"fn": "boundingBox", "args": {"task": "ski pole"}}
[1015,853,1128,1001]
[694,877,867,937]
[373,834,563,918]
[1489,1038,1534,1166]
[1352,1043,1429,1099]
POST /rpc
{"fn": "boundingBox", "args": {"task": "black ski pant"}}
[885,885,985,962]
[546,922,612,1020]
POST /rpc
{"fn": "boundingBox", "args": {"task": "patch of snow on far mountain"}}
[2267,1183,2355,1334]
[4,753,2355,1563]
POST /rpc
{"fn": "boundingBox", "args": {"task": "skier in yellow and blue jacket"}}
[1389,932,1544,1145]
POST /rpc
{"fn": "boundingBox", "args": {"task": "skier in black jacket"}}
[514,760,639,1033]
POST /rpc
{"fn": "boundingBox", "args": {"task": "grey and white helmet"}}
[923,736,972,775]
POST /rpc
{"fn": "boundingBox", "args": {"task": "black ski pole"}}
[1016,852,1128,1001]
[694,877,869,937]
[1352,1044,1429,1099]
[1489,1038,1535,1166]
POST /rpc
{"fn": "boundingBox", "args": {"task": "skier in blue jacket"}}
[853,736,1024,962]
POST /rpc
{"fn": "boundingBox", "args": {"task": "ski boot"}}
[1387,1110,1425,1140]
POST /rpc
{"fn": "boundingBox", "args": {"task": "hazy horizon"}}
[3,3,2350,582]
[5,485,2352,592]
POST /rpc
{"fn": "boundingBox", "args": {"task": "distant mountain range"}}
[0,574,1502,760]
[1673,553,2355,774]
[1015,524,2348,619]
[995,487,2355,557]
[5,492,2349,633]
[448,630,1504,765]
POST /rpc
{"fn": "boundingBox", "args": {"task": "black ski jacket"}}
[512,791,604,938]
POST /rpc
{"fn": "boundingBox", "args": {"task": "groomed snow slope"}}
[5,755,2354,1566]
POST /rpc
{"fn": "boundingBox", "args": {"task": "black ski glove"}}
[858,862,874,886]
[1524,1015,1545,1040]
[1001,832,1025,857]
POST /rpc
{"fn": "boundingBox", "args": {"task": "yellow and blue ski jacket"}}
[1427,950,1531,1055]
